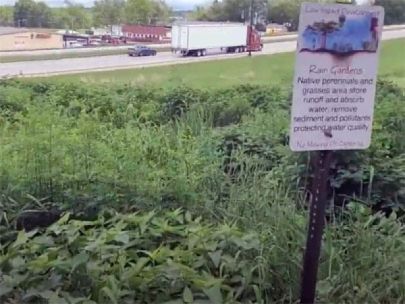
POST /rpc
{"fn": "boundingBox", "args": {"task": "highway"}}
[1,28,405,78]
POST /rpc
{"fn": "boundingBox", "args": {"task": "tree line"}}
[0,0,170,30]
[191,0,405,30]
[0,0,404,30]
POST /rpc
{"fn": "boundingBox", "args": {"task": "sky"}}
[0,0,209,10]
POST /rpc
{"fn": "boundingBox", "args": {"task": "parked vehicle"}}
[128,45,157,56]
[171,22,263,56]
[88,39,102,46]
[68,41,84,48]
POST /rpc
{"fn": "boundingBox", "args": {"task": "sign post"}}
[289,2,384,303]
[248,0,254,57]
[299,150,333,304]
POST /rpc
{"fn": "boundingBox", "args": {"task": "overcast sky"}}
[0,0,209,10]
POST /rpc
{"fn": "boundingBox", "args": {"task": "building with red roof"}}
[122,25,171,43]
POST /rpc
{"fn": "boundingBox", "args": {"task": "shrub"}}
[0,78,405,303]
[0,209,264,304]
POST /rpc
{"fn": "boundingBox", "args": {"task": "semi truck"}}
[171,22,263,56]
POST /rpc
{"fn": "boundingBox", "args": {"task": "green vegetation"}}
[375,0,405,25]
[194,0,405,30]
[52,39,405,88]
[191,0,268,24]
[1,0,170,30]
[55,52,293,88]
[377,39,405,87]
[12,0,92,29]
[0,5,13,26]
[1,1,405,303]
[2,0,405,33]
[1,209,263,303]
[0,49,128,64]
[0,76,405,302]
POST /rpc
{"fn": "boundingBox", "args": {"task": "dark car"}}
[128,45,157,57]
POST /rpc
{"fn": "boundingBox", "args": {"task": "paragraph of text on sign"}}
[294,66,373,134]
[290,62,379,151]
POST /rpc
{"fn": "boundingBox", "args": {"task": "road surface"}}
[1,28,405,78]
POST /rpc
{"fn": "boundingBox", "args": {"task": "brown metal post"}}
[248,0,254,56]
[300,150,333,304]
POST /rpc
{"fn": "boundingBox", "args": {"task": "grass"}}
[54,52,295,89]
[0,47,171,63]
[0,48,128,63]
[378,39,405,87]
[52,38,405,88]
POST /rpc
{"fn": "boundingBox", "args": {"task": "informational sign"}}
[290,3,384,151]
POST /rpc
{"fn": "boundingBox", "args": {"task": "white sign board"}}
[290,3,384,151]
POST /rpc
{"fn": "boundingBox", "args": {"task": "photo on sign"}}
[300,13,380,56]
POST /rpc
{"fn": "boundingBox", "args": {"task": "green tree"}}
[150,0,171,24]
[14,0,35,27]
[268,0,333,31]
[222,0,253,22]
[125,0,153,24]
[375,0,405,25]
[13,0,52,28]
[63,0,92,30]
[125,0,170,25]
[0,6,14,26]
[190,0,267,23]
[34,2,52,27]
[207,0,227,21]
[189,5,210,21]
[50,8,71,29]
[93,0,125,27]
[268,0,301,31]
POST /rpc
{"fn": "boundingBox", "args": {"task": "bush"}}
[0,209,263,304]
[0,79,404,215]
[1,78,405,303]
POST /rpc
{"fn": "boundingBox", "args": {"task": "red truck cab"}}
[247,26,263,52]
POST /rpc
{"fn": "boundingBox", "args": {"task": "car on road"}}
[128,45,157,57]
[67,41,84,48]
[88,39,102,46]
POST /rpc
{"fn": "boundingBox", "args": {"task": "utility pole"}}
[248,0,254,56]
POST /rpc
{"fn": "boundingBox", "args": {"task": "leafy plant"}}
[1,78,405,303]
[0,209,263,304]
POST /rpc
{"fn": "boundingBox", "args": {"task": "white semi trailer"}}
[171,22,262,56]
